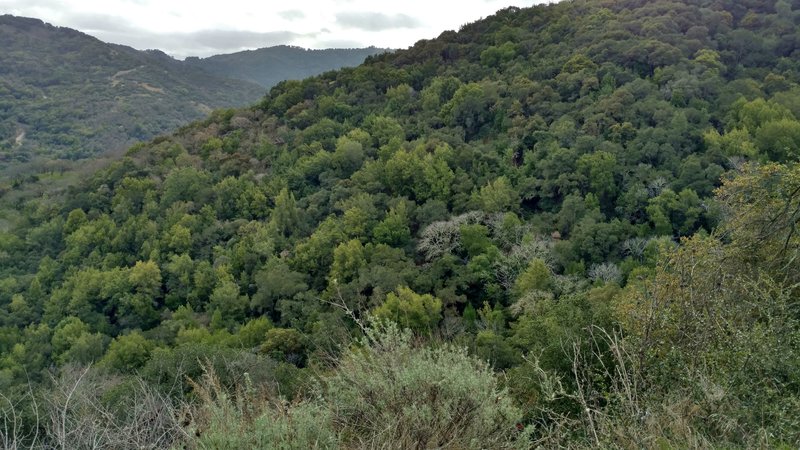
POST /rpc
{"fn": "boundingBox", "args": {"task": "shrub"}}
[187,368,337,450]
[325,322,523,449]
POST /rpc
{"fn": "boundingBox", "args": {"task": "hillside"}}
[0,15,267,166]
[1,0,800,448]
[0,16,386,172]
[185,45,390,88]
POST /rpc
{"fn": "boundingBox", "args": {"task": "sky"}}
[1,0,554,59]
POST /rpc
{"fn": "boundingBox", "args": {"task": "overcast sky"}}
[1,0,554,59]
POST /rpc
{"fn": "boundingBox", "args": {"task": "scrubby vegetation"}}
[2,0,800,447]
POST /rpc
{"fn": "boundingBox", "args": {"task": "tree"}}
[476,176,518,214]
[261,327,307,366]
[129,260,162,298]
[513,258,553,297]
[441,82,496,140]
[208,268,249,330]
[100,332,155,373]
[373,202,411,247]
[715,162,800,280]
[730,98,792,131]
[331,136,365,176]
[576,151,618,210]
[459,223,493,258]
[480,42,517,68]
[384,147,454,202]
[251,259,308,315]
[269,187,301,237]
[755,118,800,161]
[646,188,704,237]
[51,317,106,366]
[373,287,442,333]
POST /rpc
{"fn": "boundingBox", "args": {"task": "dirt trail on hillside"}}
[111,66,144,86]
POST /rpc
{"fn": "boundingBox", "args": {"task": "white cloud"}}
[0,0,556,58]
[335,12,421,31]
[278,10,306,21]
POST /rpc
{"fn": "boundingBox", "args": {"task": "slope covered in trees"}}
[184,45,390,89]
[0,15,265,166]
[2,0,800,447]
[0,16,387,172]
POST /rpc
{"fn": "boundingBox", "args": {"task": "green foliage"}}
[51,316,106,366]
[170,361,334,449]
[261,328,307,366]
[100,332,155,373]
[3,1,800,446]
[270,187,302,237]
[235,317,273,348]
[481,42,517,68]
[513,258,553,296]
[442,82,497,140]
[373,287,442,333]
[373,202,411,247]
[324,322,523,448]
[576,151,618,209]
[193,394,338,450]
[476,176,519,214]
[328,239,366,285]
[251,259,308,315]
[459,223,493,258]
[0,16,265,168]
[208,269,249,330]
[755,118,800,161]
[185,323,523,449]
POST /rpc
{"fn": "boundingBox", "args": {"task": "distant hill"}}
[184,46,390,88]
[0,16,387,168]
[0,15,267,165]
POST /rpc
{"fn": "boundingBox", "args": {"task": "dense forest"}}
[1,0,800,447]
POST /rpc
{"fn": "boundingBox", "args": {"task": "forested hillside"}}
[0,16,386,173]
[185,45,390,88]
[2,0,800,448]
[0,15,265,165]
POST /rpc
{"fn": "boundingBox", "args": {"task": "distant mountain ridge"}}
[0,15,265,165]
[184,46,390,88]
[0,15,387,168]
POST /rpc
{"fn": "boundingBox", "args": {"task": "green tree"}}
[51,317,106,366]
[269,187,301,237]
[476,176,518,213]
[441,82,496,140]
[100,332,155,373]
[755,118,800,161]
[208,268,249,330]
[373,202,411,247]
[251,259,308,315]
[373,287,442,333]
[576,151,618,209]
[513,258,553,297]
[261,327,307,366]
